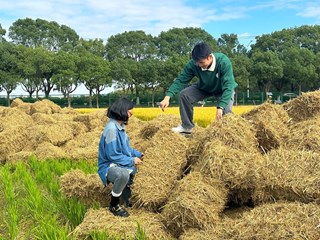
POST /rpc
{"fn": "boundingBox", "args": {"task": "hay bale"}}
[30,99,61,115]
[52,112,79,122]
[285,116,320,152]
[60,107,79,115]
[66,146,99,161]
[29,122,74,147]
[0,107,33,131]
[128,115,181,153]
[63,130,100,160]
[161,171,228,238]
[60,169,110,207]
[31,112,58,124]
[73,112,106,132]
[72,208,172,240]
[283,90,320,122]
[180,202,320,240]
[253,148,320,205]
[34,142,67,160]
[11,98,32,114]
[186,114,258,166]
[139,114,181,139]
[73,113,92,126]
[126,116,155,152]
[88,109,107,122]
[0,127,30,162]
[133,129,189,211]
[193,140,262,205]
[6,151,33,163]
[243,102,290,153]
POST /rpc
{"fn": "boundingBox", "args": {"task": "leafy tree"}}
[158,54,189,96]
[0,43,21,106]
[16,46,42,98]
[105,30,157,104]
[76,38,105,57]
[155,27,216,59]
[281,47,317,94]
[231,54,250,93]
[105,30,157,61]
[110,58,139,99]
[35,48,55,98]
[52,50,78,107]
[0,24,6,42]
[251,25,320,54]
[76,51,111,108]
[217,33,247,56]
[9,18,79,51]
[315,52,320,90]
[140,58,162,107]
[294,25,320,53]
[249,50,283,96]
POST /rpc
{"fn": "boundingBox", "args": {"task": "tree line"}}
[0,18,319,107]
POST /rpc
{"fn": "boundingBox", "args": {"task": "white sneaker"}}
[171,125,192,134]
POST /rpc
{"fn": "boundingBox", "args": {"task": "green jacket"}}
[166,52,238,109]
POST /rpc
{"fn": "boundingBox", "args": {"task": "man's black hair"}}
[191,41,212,62]
[107,98,134,122]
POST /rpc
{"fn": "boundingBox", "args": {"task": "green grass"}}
[0,157,148,239]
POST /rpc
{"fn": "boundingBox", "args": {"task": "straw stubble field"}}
[1,91,320,239]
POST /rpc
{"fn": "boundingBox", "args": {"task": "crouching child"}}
[98,98,143,217]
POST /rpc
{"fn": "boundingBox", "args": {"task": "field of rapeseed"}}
[78,106,255,127]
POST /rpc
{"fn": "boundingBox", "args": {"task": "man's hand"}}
[216,108,223,121]
[159,96,170,112]
[134,157,143,165]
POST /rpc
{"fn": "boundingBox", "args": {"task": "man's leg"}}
[178,84,211,129]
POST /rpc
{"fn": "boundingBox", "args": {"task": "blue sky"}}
[1,0,319,45]
[0,0,320,95]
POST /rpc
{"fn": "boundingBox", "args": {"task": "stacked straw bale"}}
[160,171,228,238]
[283,90,320,122]
[132,129,189,211]
[285,116,320,152]
[186,114,258,167]
[62,129,101,160]
[72,208,173,240]
[34,142,68,160]
[242,102,290,153]
[31,112,58,124]
[29,99,61,114]
[29,123,75,147]
[253,148,320,205]
[0,99,107,162]
[180,202,320,240]
[128,114,181,153]
[6,151,33,162]
[10,98,32,114]
[194,140,263,205]
[60,169,111,207]
[0,127,31,163]
[72,109,107,132]
[0,107,33,131]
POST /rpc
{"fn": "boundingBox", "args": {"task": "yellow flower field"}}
[77,105,255,127]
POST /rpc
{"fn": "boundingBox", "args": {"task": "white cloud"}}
[0,0,244,40]
[298,6,320,19]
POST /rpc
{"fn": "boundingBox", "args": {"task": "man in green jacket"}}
[159,41,238,134]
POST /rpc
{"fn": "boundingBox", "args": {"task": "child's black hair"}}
[107,98,134,122]
[191,41,212,62]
